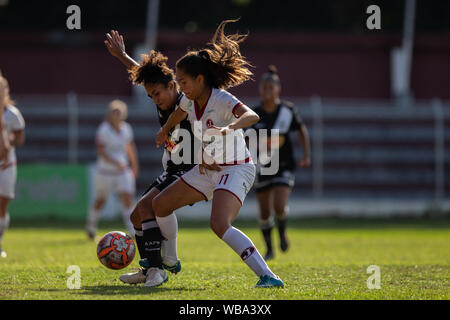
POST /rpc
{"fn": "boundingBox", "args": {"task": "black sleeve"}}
[289,106,303,131]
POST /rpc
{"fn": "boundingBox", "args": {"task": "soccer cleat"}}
[264,250,274,261]
[162,260,181,274]
[139,258,150,269]
[144,267,168,287]
[255,275,284,288]
[86,229,96,241]
[0,248,6,258]
[119,268,147,284]
[280,234,290,252]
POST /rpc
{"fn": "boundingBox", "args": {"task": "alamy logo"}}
[66,5,81,30]
[169,122,280,175]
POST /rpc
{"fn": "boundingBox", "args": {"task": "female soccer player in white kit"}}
[86,100,139,240]
[0,71,25,258]
[153,20,284,288]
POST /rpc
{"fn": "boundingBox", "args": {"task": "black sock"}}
[142,219,163,269]
[134,227,146,260]
[260,223,273,253]
[277,216,287,239]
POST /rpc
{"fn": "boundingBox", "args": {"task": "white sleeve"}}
[178,95,193,113]
[219,90,244,122]
[125,123,134,143]
[10,108,25,131]
[96,124,107,146]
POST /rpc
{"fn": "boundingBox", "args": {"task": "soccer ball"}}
[97,231,135,270]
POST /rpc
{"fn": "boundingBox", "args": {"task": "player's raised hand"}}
[104,30,126,58]
[298,155,311,168]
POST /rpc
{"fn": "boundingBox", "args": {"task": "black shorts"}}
[141,171,184,197]
[254,169,295,193]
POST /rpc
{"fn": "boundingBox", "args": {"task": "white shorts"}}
[180,163,256,205]
[95,167,135,199]
[0,164,17,199]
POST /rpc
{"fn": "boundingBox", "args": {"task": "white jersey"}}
[96,121,133,172]
[1,105,25,166]
[178,88,251,165]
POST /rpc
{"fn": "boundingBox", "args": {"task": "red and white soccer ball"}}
[97,231,135,270]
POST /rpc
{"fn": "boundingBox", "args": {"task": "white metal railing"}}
[13,93,450,213]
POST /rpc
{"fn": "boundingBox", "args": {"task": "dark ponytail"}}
[176,19,253,89]
[261,65,281,86]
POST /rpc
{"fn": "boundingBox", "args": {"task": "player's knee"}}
[210,218,228,238]
[259,209,272,220]
[129,208,140,226]
[94,198,105,210]
[274,204,287,216]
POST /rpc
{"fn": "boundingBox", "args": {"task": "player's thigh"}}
[272,185,291,215]
[0,165,16,203]
[152,179,205,217]
[255,188,274,220]
[0,196,11,216]
[210,190,242,238]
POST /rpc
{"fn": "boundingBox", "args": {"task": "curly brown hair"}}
[176,19,253,89]
[128,50,176,87]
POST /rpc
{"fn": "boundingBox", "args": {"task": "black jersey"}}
[252,101,303,172]
[155,93,196,174]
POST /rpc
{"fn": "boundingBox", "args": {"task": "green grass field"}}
[0,217,449,300]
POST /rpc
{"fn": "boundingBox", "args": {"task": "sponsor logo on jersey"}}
[240,246,256,260]
[165,138,177,152]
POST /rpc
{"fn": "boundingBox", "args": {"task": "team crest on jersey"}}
[206,119,214,128]
[240,246,255,260]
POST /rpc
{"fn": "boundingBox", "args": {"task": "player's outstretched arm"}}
[155,107,188,148]
[104,30,139,70]
[297,124,311,168]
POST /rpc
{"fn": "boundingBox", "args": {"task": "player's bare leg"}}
[86,197,106,240]
[211,190,283,287]
[0,196,11,258]
[150,179,205,287]
[256,189,275,260]
[273,186,291,252]
[120,187,178,285]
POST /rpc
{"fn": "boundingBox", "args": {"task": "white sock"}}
[156,214,178,265]
[0,213,9,245]
[221,226,275,278]
[86,207,100,233]
[122,205,135,238]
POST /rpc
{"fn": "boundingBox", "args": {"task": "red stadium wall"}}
[0,31,449,100]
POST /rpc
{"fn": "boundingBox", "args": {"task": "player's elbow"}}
[250,113,260,125]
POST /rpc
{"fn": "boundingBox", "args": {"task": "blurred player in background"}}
[85,100,139,240]
[154,19,284,288]
[0,71,25,258]
[251,65,311,260]
[104,30,196,286]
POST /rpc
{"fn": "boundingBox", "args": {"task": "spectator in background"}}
[251,65,311,260]
[0,71,26,258]
[86,100,139,240]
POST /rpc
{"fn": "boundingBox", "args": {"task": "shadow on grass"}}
[37,285,205,296]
